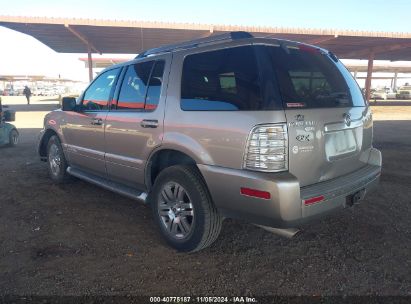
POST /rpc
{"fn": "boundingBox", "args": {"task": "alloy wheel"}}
[48,143,61,177]
[157,182,194,240]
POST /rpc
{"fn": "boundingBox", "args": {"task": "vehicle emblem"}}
[296,135,310,142]
[295,114,304,121]
[343,113,351,126]
[292,146,299,154]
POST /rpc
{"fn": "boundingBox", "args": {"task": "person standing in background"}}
[23,86,32,105]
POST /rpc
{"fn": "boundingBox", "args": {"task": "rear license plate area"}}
[325,129,357,160]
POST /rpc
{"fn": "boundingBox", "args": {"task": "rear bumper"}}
[198,148,381,228]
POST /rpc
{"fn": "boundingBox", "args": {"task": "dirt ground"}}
[0,105,410,296]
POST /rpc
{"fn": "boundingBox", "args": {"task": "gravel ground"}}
[0,107,410,296]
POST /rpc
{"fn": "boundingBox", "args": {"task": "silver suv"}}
[38,32,381,252]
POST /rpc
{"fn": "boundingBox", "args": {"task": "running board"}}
[66,167,147,203]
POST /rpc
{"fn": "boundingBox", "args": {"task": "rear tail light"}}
[243,124,288,172]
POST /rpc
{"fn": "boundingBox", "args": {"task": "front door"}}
[104,56,169,189]
[62,67,121,176]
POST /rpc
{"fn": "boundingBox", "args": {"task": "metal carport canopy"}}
[2,15,411,98]
[2,15,411,60]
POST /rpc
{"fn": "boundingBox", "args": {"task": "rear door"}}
[266,45,372,187]
[104,56,169,189]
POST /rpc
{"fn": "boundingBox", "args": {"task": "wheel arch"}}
[3,122,18,134]
[145,148,201,190]
[6,126,19,146]
[9,127,19,136]
[38,128,62,160]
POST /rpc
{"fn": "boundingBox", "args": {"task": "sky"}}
[1,0,411,82]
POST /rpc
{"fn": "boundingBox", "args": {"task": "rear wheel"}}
[150,165,222,252]
[47,135,70,183]
[8,129,18,147]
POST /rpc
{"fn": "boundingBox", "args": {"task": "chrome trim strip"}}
[324,120,363,132]
[105,153,144,166]
[65,144,105,158]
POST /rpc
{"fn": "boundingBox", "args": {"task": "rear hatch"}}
[265,44,372,187]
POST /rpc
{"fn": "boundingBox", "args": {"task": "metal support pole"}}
[65,24,101,82]
[87,45,93,82]
[393,72,398,91]
[354,71,358,80]
[365,52,374,102]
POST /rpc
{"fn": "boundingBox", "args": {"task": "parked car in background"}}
[396,86,411,99]
[2,89,16,96]
[37,32,381,252]
[45,88,59,96]
[371,89,387,100]
[386,89,397,99]
[33,88,46,96]
[15,88,24,96]
[33,87,60,96]
[0,98,19,147]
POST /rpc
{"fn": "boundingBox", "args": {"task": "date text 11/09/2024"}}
[149,296,257,303]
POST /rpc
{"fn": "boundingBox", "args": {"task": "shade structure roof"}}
[2,15,411,60]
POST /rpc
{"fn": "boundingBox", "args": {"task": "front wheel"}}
[150,165,222,252]
[8,129,19,147]
[47,135,70,183]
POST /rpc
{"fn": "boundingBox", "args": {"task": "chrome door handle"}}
[91,118,103,125]
[140,119,159,128]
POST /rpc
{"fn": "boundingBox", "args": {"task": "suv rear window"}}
[267,45,364,108]
[181,46,269,111]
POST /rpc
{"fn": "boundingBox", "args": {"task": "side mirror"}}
[62,97,77,111]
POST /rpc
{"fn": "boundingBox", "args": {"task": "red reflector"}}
[240,187,271,200]
[303,195,325,206]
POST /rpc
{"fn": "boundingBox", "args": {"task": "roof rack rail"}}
[136,31,253,59]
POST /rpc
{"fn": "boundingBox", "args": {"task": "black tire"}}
[7,129,19,147]
[46,135,71,183]
[150,165,222,252]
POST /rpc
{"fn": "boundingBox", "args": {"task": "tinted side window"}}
[181,46,264,111]
[117,61,154,110]
[83,68,120,110]
[267,46,359,108]
[145,61,165,111]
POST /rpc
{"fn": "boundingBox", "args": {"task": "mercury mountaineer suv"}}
[37,32,381,252]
